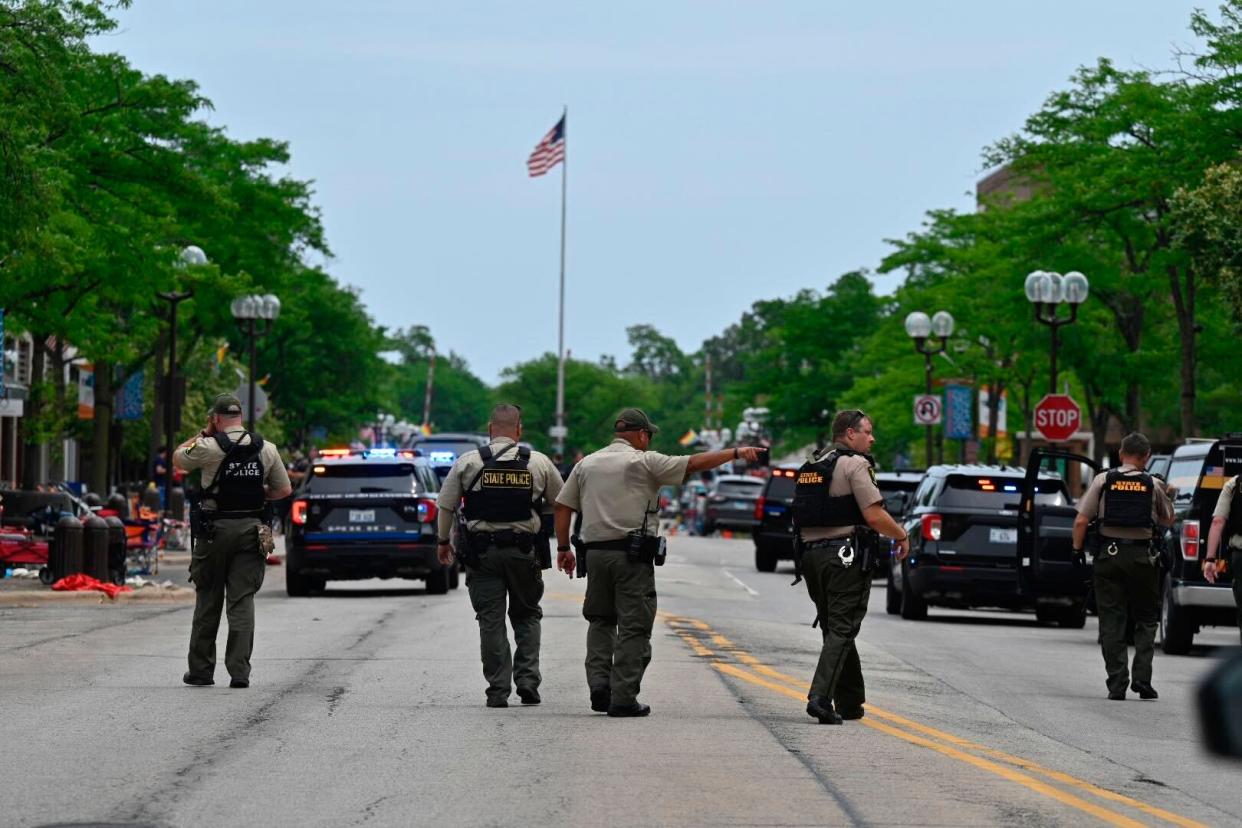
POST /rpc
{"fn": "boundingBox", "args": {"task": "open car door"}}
[1018,447,1101,626]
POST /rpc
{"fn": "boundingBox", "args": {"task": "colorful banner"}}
[0,308,5,397]
[77,363,95,419]
[116,370,144,421]
[944,384,973,440]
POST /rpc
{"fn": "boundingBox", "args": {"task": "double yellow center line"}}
[662,614,1205,828]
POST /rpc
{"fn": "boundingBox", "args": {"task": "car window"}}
[307,463,419,495]
[410,440,482,465]
[766,474,797,499]
[416,466,439,493]
[716,480,762,497]
[1166,456,1205,507]
[936,474,1067,509]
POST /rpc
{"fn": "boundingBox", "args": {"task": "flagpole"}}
[555,106,568,457]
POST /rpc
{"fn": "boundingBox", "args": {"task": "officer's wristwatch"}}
[557,545,571,552]
[437,538,451,545]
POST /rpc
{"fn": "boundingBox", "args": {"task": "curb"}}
[0,587,195,607]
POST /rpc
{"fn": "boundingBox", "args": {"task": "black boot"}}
[607,702,651,718]
[807,695,842,724]
[590,685,611,713]
[1130,682,1158,700]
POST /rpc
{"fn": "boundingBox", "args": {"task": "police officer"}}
[436,404,564,708]
[1203,472,1242,643]
[1072,432,1173,700]
[795,410,909,725]
[173,393,292,688]
[554,408,761,717]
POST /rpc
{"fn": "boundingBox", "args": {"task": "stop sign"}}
[1033,394,1081,442]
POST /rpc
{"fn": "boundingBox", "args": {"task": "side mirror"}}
[1200,651,1242,758]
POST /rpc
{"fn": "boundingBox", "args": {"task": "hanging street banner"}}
[116,371,145,421]
[944,385,973,440]
[913,394,942,426]
[0,308,5,398]
[77,363,94,419]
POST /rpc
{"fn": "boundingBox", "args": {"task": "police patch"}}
[481,469,533,489]
[868,467,877,486]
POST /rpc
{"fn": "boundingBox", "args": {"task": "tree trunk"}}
[986,379,1003,464]
[1168,264,1198,438]
[1018,377,1033,463]
[20,337,46,489]
[89,365,113,495]
[148,332,165,482]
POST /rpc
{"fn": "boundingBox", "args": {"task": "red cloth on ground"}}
[51,573,132,599]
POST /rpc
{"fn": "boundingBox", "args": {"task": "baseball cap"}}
[210,393,243,416]
[614,407,659,434]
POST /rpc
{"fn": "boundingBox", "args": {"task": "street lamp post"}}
[1023,271,1090,393]
[905,310,955,469]
[158,244,207,515]
[230,293,281,430]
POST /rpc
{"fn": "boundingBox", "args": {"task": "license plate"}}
[349,509,375,523]
[990,527,1017,544]
[733,501,751,509]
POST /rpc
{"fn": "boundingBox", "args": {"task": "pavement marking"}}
[720,568,760,597]
[663,614,1206,828]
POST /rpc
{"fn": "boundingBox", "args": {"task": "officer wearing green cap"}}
[174,393,291,688]
[555,408,762,717]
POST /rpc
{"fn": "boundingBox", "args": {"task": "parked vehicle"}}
[888,462,1081,625]
[1155,434,1242,653]
[407,433,490,482]
[701,474,764,534]
[285,448,453,596]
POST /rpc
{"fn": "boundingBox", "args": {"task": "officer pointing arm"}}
[1204,475,1240,585]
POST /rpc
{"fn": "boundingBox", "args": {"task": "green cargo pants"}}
[466,545,544,702]
[582,549,656,706]
[803,544,871,708]
[1093,541,1159,694]
[188,517,267,682]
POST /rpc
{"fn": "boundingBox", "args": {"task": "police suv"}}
[285,449,453,596]
[1157,433,1242,653]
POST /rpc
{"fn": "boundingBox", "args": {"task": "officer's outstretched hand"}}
[894,535,911,562]
[437,542,454,566]
[557,549,576,578]
[1204,560,1218,584]
[736,446,762,463]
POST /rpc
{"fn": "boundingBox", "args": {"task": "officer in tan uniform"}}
[1203,474,1242,643]
[793,410,909,724]
[1072,432,1173,700]
[436,404,564,708]
[554,408,761,717]
[174,393,292,688]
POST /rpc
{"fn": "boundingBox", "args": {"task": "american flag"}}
[527,116,565,177]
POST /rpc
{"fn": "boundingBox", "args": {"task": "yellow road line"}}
[674,615,1205,828]
[714,661,1145,828]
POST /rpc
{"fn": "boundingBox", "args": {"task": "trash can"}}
[106,492,130,519]
[141,486,161,513]
[104,516,127,585]
[169,486,186,522]
[82,515,110,582]
[43,515,83,584]
[83,492,103,509]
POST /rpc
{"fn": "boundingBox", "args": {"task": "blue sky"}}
[104,2,1204,382]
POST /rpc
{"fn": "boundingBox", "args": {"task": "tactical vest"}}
[205,431,267,516]
[1100,469,1154,530]
[792,448,871,530]
[1225,478,1242,540]
[463,444,535,524]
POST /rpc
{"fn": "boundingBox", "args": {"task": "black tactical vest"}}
[463,443,535,524]
[1225,478,1242,540]
[792,448,872,530]
[1100,469,1154,530]
[206,432,267,516]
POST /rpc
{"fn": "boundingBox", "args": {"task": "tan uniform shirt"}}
[556,438,690,544]
[436,438,563,537]
[175,427,290,510]
[1212,476,1242,550]
[1077,463,1173,540]
[802,445,884,541]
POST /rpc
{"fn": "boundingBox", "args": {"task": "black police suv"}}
[1155,434,1242,653]
[888,463,1079,624]
[407,433,490,482]
[285,449,454,596]
[753,466,797,572]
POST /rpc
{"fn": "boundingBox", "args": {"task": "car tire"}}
[1035,605,1057,626]
[1058,601,1087,629]
[754,542,778,572]
[886,571,901,615]
[286,566,311,597]
[425,565,451,595]
[1160,576,1194,655]
[899,563,928,621]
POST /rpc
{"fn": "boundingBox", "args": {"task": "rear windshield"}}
[766,474,797,499]
[1166,456,1205,507]
[716,480,762,497]
[938,475,1067,509]
[307,463,421,495]
[410,440,481,466]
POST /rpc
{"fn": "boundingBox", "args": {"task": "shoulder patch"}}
[867,466,877,486]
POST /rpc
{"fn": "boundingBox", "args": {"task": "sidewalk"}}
[0,552,196,607]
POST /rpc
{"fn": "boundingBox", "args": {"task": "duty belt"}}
[581,539,630,552]
[802,537,852,550]
[466,529,534,551]
[1099,537,1152,557]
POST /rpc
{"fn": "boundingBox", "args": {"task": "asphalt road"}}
[1,535,1239,827]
